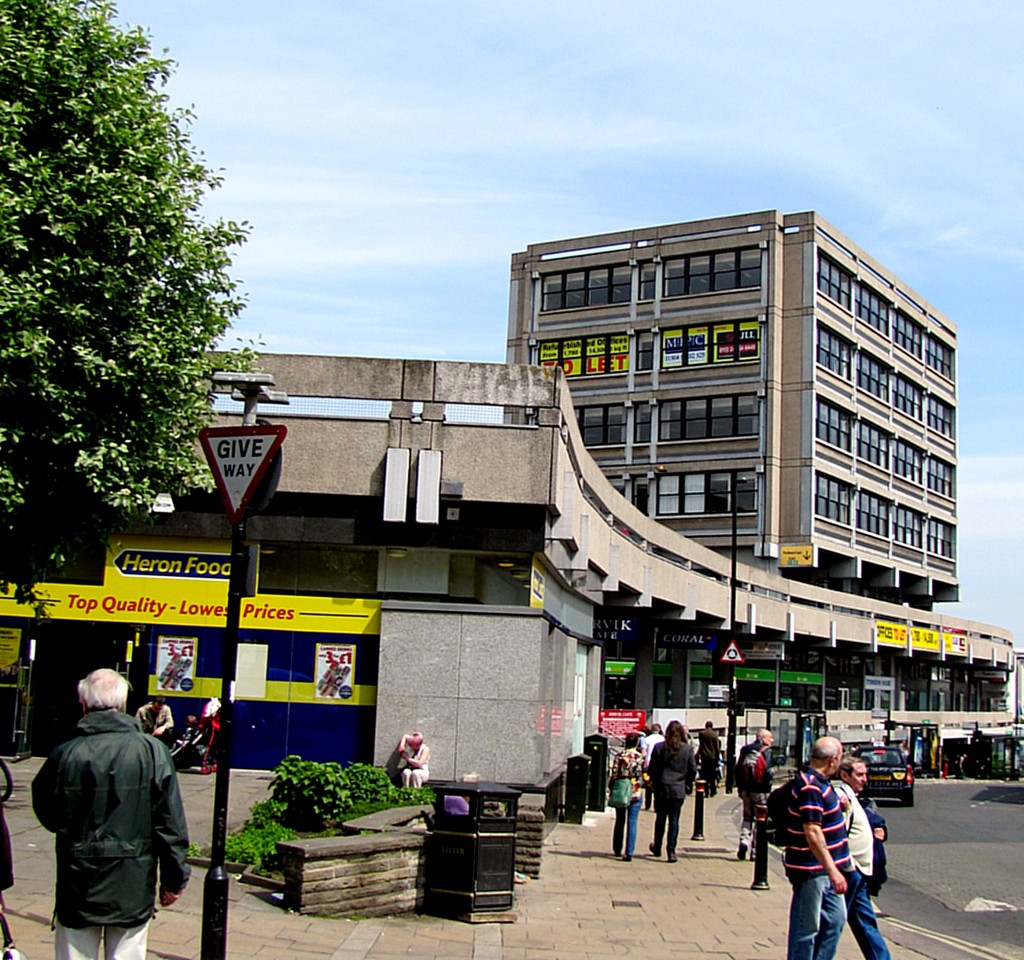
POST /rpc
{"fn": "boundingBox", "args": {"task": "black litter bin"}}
[584,734,608,811]
[425,780,521,918]
[563,754,590,823]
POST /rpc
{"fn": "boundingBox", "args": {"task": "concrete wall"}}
[374,604,576,785]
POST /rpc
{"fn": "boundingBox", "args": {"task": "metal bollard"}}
[751,801,770,890]
[691,779,705,841]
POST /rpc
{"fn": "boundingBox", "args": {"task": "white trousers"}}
[402,767,428,788]
[55,920,149,960]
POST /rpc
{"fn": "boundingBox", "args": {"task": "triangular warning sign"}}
[199,424,287,524]
[719,639,745,664]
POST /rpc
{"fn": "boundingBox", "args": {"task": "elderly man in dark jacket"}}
[33,668,189,960]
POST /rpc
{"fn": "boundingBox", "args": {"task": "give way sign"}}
[199,424,287,524]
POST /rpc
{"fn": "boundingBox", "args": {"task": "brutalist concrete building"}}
[507,211,1001,718]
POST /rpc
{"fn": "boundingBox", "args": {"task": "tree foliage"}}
[0,0,251,599]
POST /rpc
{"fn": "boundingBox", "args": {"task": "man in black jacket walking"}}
[33,668,190,960]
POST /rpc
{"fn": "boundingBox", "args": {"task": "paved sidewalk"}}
[1,757,951,959]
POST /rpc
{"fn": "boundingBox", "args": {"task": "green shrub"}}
[249,797,287,827]
[263,756,436,833]
[391,785,434,807]
[269,755,351,831]
[343,763,394,807]
[224,820,297,874]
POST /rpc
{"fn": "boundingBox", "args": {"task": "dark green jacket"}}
[32,709,190,928]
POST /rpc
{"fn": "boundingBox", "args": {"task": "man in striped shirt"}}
[783,736,851,960]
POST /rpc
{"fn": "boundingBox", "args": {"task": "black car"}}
[852,745,915,807]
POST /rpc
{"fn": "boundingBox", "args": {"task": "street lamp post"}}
[725,474,752,795]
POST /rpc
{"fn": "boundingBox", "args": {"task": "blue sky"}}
[115,0,1022,644]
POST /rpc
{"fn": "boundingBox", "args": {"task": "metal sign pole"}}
[197,371,287,960]
[200,517,248,960]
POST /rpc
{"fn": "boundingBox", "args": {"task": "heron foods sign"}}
[0,537,379,634]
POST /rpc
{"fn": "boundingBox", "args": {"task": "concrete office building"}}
[508,211,1005,720]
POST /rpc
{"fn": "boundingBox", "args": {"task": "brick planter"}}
[278,831,427,917]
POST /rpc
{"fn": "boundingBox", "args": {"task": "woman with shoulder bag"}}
[608,731,645,861]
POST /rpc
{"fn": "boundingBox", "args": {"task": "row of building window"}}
[817,326,955,438]
[817,254,955,382]
[657,471,757,517]
[579,394,758,446]
[814,473,955,558]
[540,246,761,312]
[539,321,761,379]
[815,399,955,496]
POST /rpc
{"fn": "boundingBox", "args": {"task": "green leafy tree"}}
[0,0,250,599]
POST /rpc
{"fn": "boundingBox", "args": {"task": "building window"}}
[856,285,889,335]
[636,332,655,371]
[892,375,922,420]
[663,247,760,297]
[925,336,954,381]
[817,254,851,310]
[816,399,852,450]
[634,404,652,443]
[894,506,923,548]
[815,474,851,525]
[927,518,955,559]
[633,478,649,514]
[659,401,683,441]
[893,312,923,358]
[661,320,761,368]
[541,265,631,311]
[662,394,759,440]
[578,405,626,446]
[927,396,955,438]
[857,421,890,468]
[857,490,890,537]
[639,263,657,301]
[927,458,955,498]
[817,326,852,380]
[857,353,890,400]
[892,440,923,484]
[657,475,680,514]
[658,472,754,516]
[685,472,752,515]
[539,333,629,377]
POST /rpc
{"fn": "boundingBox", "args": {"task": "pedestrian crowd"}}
[607,720,704,863]
[608,723,892,960]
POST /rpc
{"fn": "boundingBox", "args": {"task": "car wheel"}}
[903,792,914,808]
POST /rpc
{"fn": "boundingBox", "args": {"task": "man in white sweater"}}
[833,757,891,960]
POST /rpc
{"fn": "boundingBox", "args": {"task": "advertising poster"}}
[315,643,355,700]
[0,627,20,686]
[157,635,197,692]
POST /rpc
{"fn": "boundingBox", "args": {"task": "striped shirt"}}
[782,767,851,877]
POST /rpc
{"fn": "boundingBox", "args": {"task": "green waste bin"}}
[584,734,609,811]
[563,754,590,823]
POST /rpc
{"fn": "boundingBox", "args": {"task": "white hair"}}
[78,669,128,712]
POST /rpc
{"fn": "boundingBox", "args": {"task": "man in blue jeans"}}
[782,736,851,960]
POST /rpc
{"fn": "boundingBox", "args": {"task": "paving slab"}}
[0,756,966,959]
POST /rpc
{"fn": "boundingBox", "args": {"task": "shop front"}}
[0,536,379,768]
